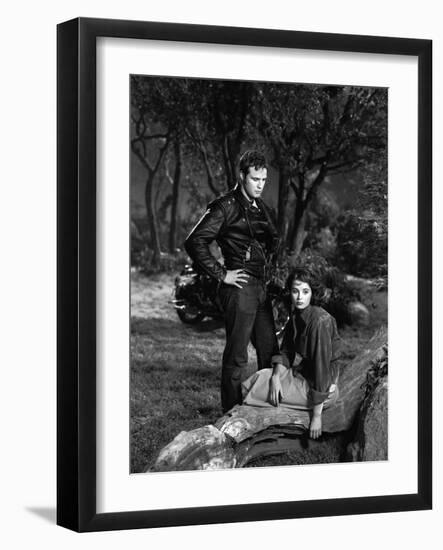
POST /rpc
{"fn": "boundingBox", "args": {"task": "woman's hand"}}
[269,374,284,406]
[309,414,322,439]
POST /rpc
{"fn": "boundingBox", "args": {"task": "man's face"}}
[240,166,267,200]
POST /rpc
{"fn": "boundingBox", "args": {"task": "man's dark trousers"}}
[218,276,279,413]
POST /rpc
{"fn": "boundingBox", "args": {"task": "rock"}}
[322,328,387,432]
[346,378,388,461]
[347,301,370,326]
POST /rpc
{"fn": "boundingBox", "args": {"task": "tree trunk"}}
[289,202,308,259]
[228,138,239,190]
[169,141,181,253]
[287,167,329,259]
[277,170,290,248]
[198,145,219,196]
[222,137,237,190]
[145,175,162,264]
[229,150,239,190]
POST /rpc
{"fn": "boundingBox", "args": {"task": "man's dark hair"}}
[286,267,327,306]
[239,150,267,177]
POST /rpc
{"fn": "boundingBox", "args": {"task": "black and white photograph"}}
[129,75,388,473]
[1,0,439,543]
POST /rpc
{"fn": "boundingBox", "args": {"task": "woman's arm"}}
[309,402,324,439]
[308,317,334,405]
[269,363,286,406]
[307,315,336,438]
[268,318,294,406]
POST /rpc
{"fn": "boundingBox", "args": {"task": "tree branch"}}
[131,141,153,173]
[199,146,219,196]
[137,133,170,142]
[185,126,219,196]
[305,161,328,206]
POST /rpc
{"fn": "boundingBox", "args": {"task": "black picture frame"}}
[57,17,432,532]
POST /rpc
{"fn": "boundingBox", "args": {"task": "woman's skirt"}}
[241,368,338,410]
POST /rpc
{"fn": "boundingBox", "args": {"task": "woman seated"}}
[242,267,341,439]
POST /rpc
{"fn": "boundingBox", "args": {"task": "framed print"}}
[57,17,432,532]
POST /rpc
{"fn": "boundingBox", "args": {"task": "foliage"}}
[184,79,254,190]
[307,226,337,260]
[363,343,388,399]
[132,247,189,275]
[131,76,254,194]
[303,189,340,259]
[130,76,388,276]
[335,213,387,279]
[251,83,387,255]
[335,158,388,280]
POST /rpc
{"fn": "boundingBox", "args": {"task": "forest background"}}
[130,76,388,280]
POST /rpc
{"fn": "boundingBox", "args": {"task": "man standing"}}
[185,150,280,413]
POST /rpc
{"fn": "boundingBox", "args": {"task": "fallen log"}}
[151,327,387,472]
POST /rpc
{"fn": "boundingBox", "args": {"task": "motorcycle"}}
[171,264,290,337]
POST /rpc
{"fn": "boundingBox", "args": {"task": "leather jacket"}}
[185,186,280,281]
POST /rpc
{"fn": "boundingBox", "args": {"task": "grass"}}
[130,271,387,473]
[130,316,226,472]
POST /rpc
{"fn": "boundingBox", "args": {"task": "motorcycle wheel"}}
[174,286,206,324]
[176,306,205,324]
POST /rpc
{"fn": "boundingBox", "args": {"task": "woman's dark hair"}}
[239,150,267,177]
[285,267,328,306]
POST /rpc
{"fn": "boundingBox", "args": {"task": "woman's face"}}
[291,279,312,310]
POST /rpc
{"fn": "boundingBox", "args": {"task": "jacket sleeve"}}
[271,317,294,368]
[307,317,334,405]
[184,202,227,281]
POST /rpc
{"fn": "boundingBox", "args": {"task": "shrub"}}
[132,247,190,275]
[335,212,387,280]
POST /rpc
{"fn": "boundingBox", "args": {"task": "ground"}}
[130,271,387,473]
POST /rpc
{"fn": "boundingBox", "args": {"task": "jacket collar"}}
[233,184,279,242]
[233,184,257,210]
[293,304,314,328]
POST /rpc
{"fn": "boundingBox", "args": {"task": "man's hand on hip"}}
[223,269,249,288]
